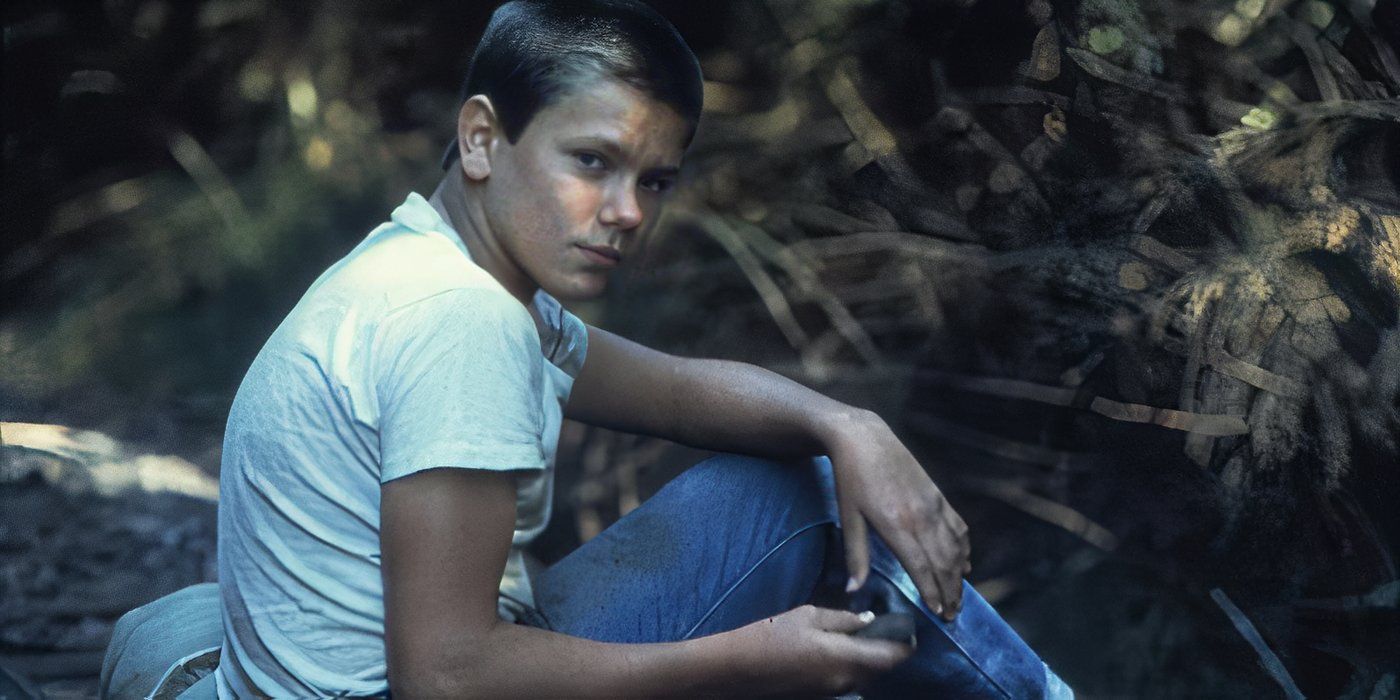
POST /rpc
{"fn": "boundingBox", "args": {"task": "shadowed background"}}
[3,0,1398,697]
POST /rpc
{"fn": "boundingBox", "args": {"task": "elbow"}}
[389,660,497,700]
[387,629,501,699]
[389,674,490,700]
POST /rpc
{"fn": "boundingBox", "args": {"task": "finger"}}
[943,515,972,617]
[840,502,870,593]
[911,500,970,620]
[827,634,916,673]
[935,559,965,621]
[890,528,947,617]
[913,524,963,621]
[811,607,875,634]
[944,532,971,617]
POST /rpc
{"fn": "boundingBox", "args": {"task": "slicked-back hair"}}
[442,0,704,169]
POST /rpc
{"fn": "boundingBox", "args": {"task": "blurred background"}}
[3,0,1398,697]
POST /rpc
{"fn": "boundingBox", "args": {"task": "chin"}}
[544,274,609,302]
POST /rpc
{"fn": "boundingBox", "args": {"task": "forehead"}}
[523,79,690,159]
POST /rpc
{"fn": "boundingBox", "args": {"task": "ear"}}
[456,95,500,182]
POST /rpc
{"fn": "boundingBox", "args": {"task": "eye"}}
[574,151,606,169]
[640,177,675,194]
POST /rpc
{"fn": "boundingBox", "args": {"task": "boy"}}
[102,1,1071,697]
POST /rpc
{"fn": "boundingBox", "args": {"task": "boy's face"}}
[477,78,689,301]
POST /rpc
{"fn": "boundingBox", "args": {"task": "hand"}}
[824,410,971,621]
[725,605,914,697]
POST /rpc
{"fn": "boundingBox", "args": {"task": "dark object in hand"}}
[852,613,917,646]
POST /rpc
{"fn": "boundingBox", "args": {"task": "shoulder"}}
[335,227,507,313]
[381,286,537,344]
[369,286,544,411]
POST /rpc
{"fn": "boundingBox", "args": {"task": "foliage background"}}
[3,0,1398,697]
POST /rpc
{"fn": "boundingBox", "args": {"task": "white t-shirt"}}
[213,192,588,698]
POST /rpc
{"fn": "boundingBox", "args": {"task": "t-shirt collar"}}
[390,191,475,262]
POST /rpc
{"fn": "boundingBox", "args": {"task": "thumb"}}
[841,501,870,593]
[812,607,875,634]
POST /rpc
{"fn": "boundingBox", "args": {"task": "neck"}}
[428,167,539,307]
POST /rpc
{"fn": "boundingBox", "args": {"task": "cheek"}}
[498,158,606,255]
[528,173,602,234]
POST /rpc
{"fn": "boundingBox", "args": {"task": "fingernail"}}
[934,604,943,615]
[857,610,876,624]
[845,576,860,593]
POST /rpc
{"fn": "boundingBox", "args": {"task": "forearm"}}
[568,327,875,455]
[401,619,746,698]
[663,357,870,459]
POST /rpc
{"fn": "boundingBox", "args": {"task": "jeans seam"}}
[680,520,832,641]
[866,565,1015,700]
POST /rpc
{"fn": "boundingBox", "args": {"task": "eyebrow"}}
[565,135,681,177]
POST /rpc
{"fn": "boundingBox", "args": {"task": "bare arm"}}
[564,325,857,457]
[565,325,972,620]
[380,467,909,698]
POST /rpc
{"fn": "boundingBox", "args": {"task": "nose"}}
[599,181,644,232]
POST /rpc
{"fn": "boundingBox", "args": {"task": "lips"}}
[577,244,622,265]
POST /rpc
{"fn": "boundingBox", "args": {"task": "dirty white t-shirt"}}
[213,192,587,698]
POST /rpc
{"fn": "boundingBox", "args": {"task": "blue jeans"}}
[529,453,1071,698]
[101,454,1070,698]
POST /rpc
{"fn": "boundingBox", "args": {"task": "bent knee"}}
[662,452,835,520]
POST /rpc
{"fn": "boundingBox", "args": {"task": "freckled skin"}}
[469,79,689,302]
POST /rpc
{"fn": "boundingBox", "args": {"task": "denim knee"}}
[661,452,837,528]
[534,452,841,644]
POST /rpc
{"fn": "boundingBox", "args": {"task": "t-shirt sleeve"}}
[531,290,589,379]
[373,288,546,483]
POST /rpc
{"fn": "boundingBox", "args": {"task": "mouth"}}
[577,244,622,266]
